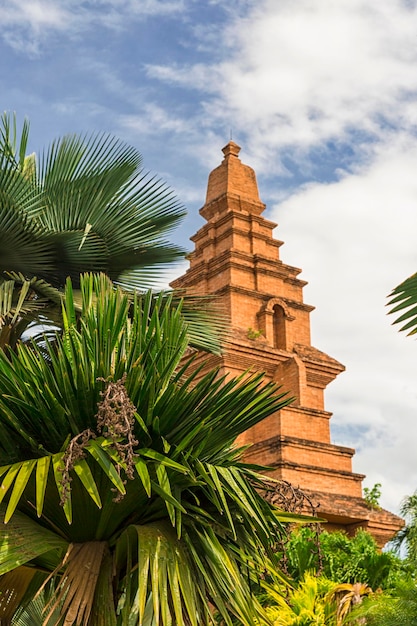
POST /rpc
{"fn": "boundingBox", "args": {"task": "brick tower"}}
[171,141,402,546]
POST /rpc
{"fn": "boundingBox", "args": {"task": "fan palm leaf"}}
[8,581,62,626]
[0,274,293,625]
[0,113,224,352]
[33,132,185,288]
[1,114,186,289]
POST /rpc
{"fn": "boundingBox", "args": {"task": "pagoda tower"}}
[171,141,402,546]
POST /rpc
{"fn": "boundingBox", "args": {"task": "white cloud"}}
[0,0,69,30]
[147,0,417,173]
[223,0,417,148]
[0,0,71,52]
[270,134,417,513]
[146,63,219,93]
[120,105,190,136]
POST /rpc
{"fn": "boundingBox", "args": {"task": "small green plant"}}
[364,483,382,509]
[247,327,264,340]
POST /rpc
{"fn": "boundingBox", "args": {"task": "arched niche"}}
[273,304,286,349]
[257,297,295,349]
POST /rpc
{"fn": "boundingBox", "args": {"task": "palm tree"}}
[392,492,417,565]
[0,274,293,626]
[0,113,189,350]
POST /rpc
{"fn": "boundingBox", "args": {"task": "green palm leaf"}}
[0,111,30,170]
[0,505,67,575]
[115,523,204,626]
[29,130,186,288]
[35,455,51,517]
[8,581,63,626]
[4,459,37,523]
[84,439,127,497]
[388,272,417,335]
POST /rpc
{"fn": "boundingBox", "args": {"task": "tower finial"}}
[222,141,241,158]
[203,141,262,209]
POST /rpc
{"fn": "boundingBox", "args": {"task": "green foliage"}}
[363,482,382,509]
[352,577,417,625]
[0,113,190,350]
[261,529,405,625]
[0,113,186,288]
[263,572,338,626]
[388,272,417,336]
[0,111,31,172]
[283,527,401,590]
[393,492,417,568]
[280,526,321,581]
[0,274,294,626]
[247,328,265,340]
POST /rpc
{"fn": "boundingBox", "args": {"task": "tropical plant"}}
[392,491,417,566]
[329,582,372,625]
[282,527,400,590]
[320,530,398,590]
[0,273,294,626]
[278,526,321,582]
[262,572,338,625]
[0,112,190,350]
[351,578,417,625]
[6,582,61,626]
[363,483,382,510]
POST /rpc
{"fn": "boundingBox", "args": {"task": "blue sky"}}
[2,0,417,516]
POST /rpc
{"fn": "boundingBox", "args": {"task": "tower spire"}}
[202,142,264,215]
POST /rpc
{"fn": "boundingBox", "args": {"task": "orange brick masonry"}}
[171,142,403,547]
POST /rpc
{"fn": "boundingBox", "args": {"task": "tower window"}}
[273,304,286,349]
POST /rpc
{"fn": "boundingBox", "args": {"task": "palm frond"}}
[387,272,417,336]
[0,167,52,278]
[9,580,62,626]
[115,523,200,626]
[0,504,67,576]
[0,118,224,351]
[33,132,186,289]
[0,112,30,171]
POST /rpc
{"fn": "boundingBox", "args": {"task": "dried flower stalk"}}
[60,375,138,505]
